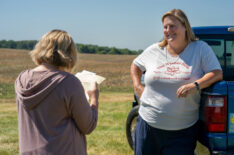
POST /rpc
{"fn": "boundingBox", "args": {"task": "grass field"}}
[0,92,134,155]
[0,48,209,154]
[0,48,136,92]
[0,48,136,154]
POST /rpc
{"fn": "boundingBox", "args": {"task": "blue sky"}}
[0,0,234,50]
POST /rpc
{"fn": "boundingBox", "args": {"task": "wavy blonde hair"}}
[159,9,197,48]
[30,29,78,70]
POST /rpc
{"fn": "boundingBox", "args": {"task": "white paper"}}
[75,70,105,100]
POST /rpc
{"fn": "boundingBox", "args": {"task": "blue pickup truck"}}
[126,26,234,155]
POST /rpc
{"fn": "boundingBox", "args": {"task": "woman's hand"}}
[87,82,99,110]
[176,83,197,98]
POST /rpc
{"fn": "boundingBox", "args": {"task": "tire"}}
[126,105,139,150]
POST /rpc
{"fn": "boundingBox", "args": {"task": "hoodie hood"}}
[15,69,68,110]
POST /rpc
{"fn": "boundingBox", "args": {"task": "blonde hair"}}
[159,9,197,47]
[30,29,78,70]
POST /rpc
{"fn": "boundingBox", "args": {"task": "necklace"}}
[165,48,180,65]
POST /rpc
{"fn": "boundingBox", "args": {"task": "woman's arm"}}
[69,79,99,134]
[177,70,223,98]
[130,63,144,98]
[87,82,99,112]
[195,70,223,89]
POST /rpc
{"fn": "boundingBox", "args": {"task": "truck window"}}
[201,38,234,81]
[226,41,234,66]
[202,39,224,66]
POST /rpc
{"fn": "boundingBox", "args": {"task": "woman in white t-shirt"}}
[131,9,223,155]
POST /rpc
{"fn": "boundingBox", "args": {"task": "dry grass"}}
[0,49,35,83]
[76,53,136,91]
[0,48,137,91]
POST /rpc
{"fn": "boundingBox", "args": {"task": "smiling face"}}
[163,15,187,47]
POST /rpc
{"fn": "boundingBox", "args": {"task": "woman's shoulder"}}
[59,72,84,92]
[15,69,34,81]
[189,40,215,58]
[143,42,163,54]
[146,42,162,50]
[18,69,32,75]
[62,72,80,84]
[190,40,209,48]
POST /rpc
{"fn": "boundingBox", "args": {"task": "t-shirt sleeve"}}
[200,41,222,73]
[133,44,154,71]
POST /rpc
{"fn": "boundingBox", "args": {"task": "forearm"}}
[88,82,99,112]
[130,63,144,97]
[196,69,223,90]
[71,98,98,134]
[177,69,223,98]
[72,82,99,134]
[90,99,98,112]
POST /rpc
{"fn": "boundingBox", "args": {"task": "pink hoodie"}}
[15,68,98,155]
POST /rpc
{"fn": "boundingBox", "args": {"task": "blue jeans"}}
[134,116,198,155]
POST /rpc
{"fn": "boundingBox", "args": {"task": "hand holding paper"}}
[75,70,105,100]
[87,82,99,103]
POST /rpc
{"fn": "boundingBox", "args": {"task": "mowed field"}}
[0,48,209,155]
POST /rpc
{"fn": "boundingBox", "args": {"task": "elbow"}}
[83,124,97,135]
[211,69,223,83]
[79,120,97,135]
[85,116,98,134]
[219,74,223,81]
[130,63,143,86]
[217,70,223,81]
[81,111,98,134]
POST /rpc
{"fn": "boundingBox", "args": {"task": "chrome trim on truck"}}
[228,27,234,32]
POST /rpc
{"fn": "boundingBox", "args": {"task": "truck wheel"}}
[126,105,139,150]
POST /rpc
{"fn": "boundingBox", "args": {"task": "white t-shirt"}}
[133,41,222,130]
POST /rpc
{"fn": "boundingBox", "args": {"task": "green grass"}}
[0,92,134,155]
[0,103,19,155]
[87,92,133,155]
[0,91,210,155]
[0,84,15,99]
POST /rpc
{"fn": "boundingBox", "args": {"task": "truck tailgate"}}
[199,81,228,151]
[227,82,234,150]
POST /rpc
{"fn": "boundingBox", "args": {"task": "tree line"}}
[0,40,142,55]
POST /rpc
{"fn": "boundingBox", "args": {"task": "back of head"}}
[30,29,78,71]
[159,9,197,47]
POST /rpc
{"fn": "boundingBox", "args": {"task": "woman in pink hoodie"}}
[15,30,99,155]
